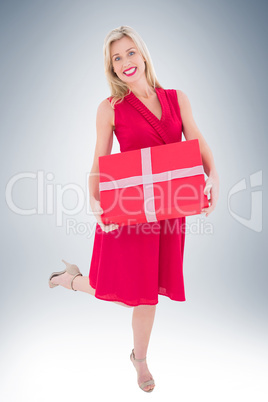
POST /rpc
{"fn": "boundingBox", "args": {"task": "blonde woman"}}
[49,25,219,393]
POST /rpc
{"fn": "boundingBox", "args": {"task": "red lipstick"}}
[123,67,137,76]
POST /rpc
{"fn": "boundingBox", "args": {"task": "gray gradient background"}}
[1,0,267,401]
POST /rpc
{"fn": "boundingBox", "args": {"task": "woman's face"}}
[110,36,146,83]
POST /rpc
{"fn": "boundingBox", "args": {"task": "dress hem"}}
[89,279,186,307]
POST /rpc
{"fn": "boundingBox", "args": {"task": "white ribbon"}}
[99,147,205,222]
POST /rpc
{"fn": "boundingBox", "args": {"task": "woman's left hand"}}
[201,172,219,217]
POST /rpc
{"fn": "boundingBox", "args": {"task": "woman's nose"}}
[123,61,131,69]
[122,57,131,67]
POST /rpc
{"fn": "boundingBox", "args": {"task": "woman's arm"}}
[88,99,119,232]
[89,99,114,201]
[176,90,219,217]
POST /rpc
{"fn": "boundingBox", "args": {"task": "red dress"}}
[89,87,186,306]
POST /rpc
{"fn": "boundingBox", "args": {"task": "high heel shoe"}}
[48,259,82,291]
[130,348,155,392]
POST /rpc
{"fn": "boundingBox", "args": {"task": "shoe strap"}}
[71,273,82,291]
[140,379,155,389]
[132,348,146,362]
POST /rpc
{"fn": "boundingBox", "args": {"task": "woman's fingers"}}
[202,193,214,216]
[99,222,119,232]
[202,179,219,216]
[90,198,118,231]
[94,212,119,231]
[204,183,213,195]
[98,222,119,233]
[94,211,119,232]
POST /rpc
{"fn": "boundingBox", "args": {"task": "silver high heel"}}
[130,348,155,392]
[48,259,82,291]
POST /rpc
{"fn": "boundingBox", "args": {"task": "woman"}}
[49,25,219,392]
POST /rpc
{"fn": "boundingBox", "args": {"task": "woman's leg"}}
[50,273,131,308]
[73,276,132,308]
[131,305,157,391]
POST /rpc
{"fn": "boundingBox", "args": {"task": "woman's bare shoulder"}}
[97,97,115,128]
[175,89,189,107]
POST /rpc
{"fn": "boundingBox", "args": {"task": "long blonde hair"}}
[103,25,163,108]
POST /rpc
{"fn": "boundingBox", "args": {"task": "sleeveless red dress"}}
[88,87,186,306]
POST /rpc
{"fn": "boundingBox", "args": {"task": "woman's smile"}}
[123,67,137,76]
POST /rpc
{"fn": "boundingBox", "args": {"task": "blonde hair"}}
[103,25,163,108]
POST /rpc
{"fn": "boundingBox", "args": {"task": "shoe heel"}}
[61,259,81,275]
[48,260,82,291]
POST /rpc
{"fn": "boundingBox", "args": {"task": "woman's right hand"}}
[90,197,119,232]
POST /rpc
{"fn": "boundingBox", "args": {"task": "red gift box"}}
[98,139,209,227]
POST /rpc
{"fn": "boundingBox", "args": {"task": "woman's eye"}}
[114,51,135,62]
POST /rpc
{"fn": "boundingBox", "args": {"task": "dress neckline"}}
[126,87,165,123]
[124,87,172,144]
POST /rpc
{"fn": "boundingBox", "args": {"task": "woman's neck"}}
[127,78,155,99]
